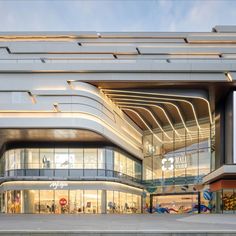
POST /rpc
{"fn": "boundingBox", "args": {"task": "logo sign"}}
[49,181,68,190]
[175,155,188,169]
[162,157,174,171]
[59,198,67,206]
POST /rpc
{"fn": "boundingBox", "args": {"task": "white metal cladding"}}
[0,26,235,159]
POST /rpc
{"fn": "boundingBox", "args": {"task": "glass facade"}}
[0,189,141,214]
[0,147,142,182]
[211,189,236,213]
[143,121,213,185]
[107,190,141,213]
[152,194,198,214]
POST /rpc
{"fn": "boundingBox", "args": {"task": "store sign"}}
[162,155,188,171]
[49,181,68,190]
[59,198,67,206]
[175,155,188,169]
[162,157,174,171]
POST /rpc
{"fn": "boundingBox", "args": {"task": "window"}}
[69,149,83,169]
[39,149,54,169]
[55,190,69,214]
[84,149,97,169]
[55,149,69,169]
[97,149,105,169]
[199,149,211,176]
[84,190,99,214]
[39,190,54,214]
[69,190,84,214]
[26,149,39,169]
[107,191,114,213]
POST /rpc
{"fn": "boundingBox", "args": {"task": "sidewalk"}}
[0,214,236,235]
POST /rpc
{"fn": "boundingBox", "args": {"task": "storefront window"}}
[6,190,21,213]
[39,190,54,214]
[222,189,235,214]
[84,190,98,214]
[2,189,142,214]
[69,190,84,214]
[120,192,127,213]
[55,190,69,214]
[133,194,141,213]
[114,191,120,213]
[97,190,102,214]
[107,191,114,213]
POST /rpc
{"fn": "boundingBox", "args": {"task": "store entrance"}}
[151,193,200,214]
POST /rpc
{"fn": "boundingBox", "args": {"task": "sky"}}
[0,0,236,32]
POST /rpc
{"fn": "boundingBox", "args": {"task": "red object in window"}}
[59,198,67,206]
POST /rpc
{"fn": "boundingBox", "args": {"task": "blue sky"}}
[0,0,235,32]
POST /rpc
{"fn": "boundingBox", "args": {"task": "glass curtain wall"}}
[143,122,213,184]
[0,147,142,181]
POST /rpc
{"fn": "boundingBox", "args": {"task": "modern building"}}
[0,25,236,214]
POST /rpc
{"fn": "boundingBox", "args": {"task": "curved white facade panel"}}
[0,82,143,158]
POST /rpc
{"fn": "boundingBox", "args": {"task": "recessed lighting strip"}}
[122,108,163,143]
[102,89,213,126]
[118,103,184,141]
[119,105,172,140]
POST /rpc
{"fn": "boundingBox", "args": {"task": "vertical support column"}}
[197,191,201,214]
[101,190,106,214]
[225,92,234,164]
[150,194,153,213]
[215,98,225,169]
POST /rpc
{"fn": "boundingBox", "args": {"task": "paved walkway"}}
[0,214,236,232]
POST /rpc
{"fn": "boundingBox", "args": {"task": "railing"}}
[0,168,142,185]
[143,175,203,187]
[0,169,205,187]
